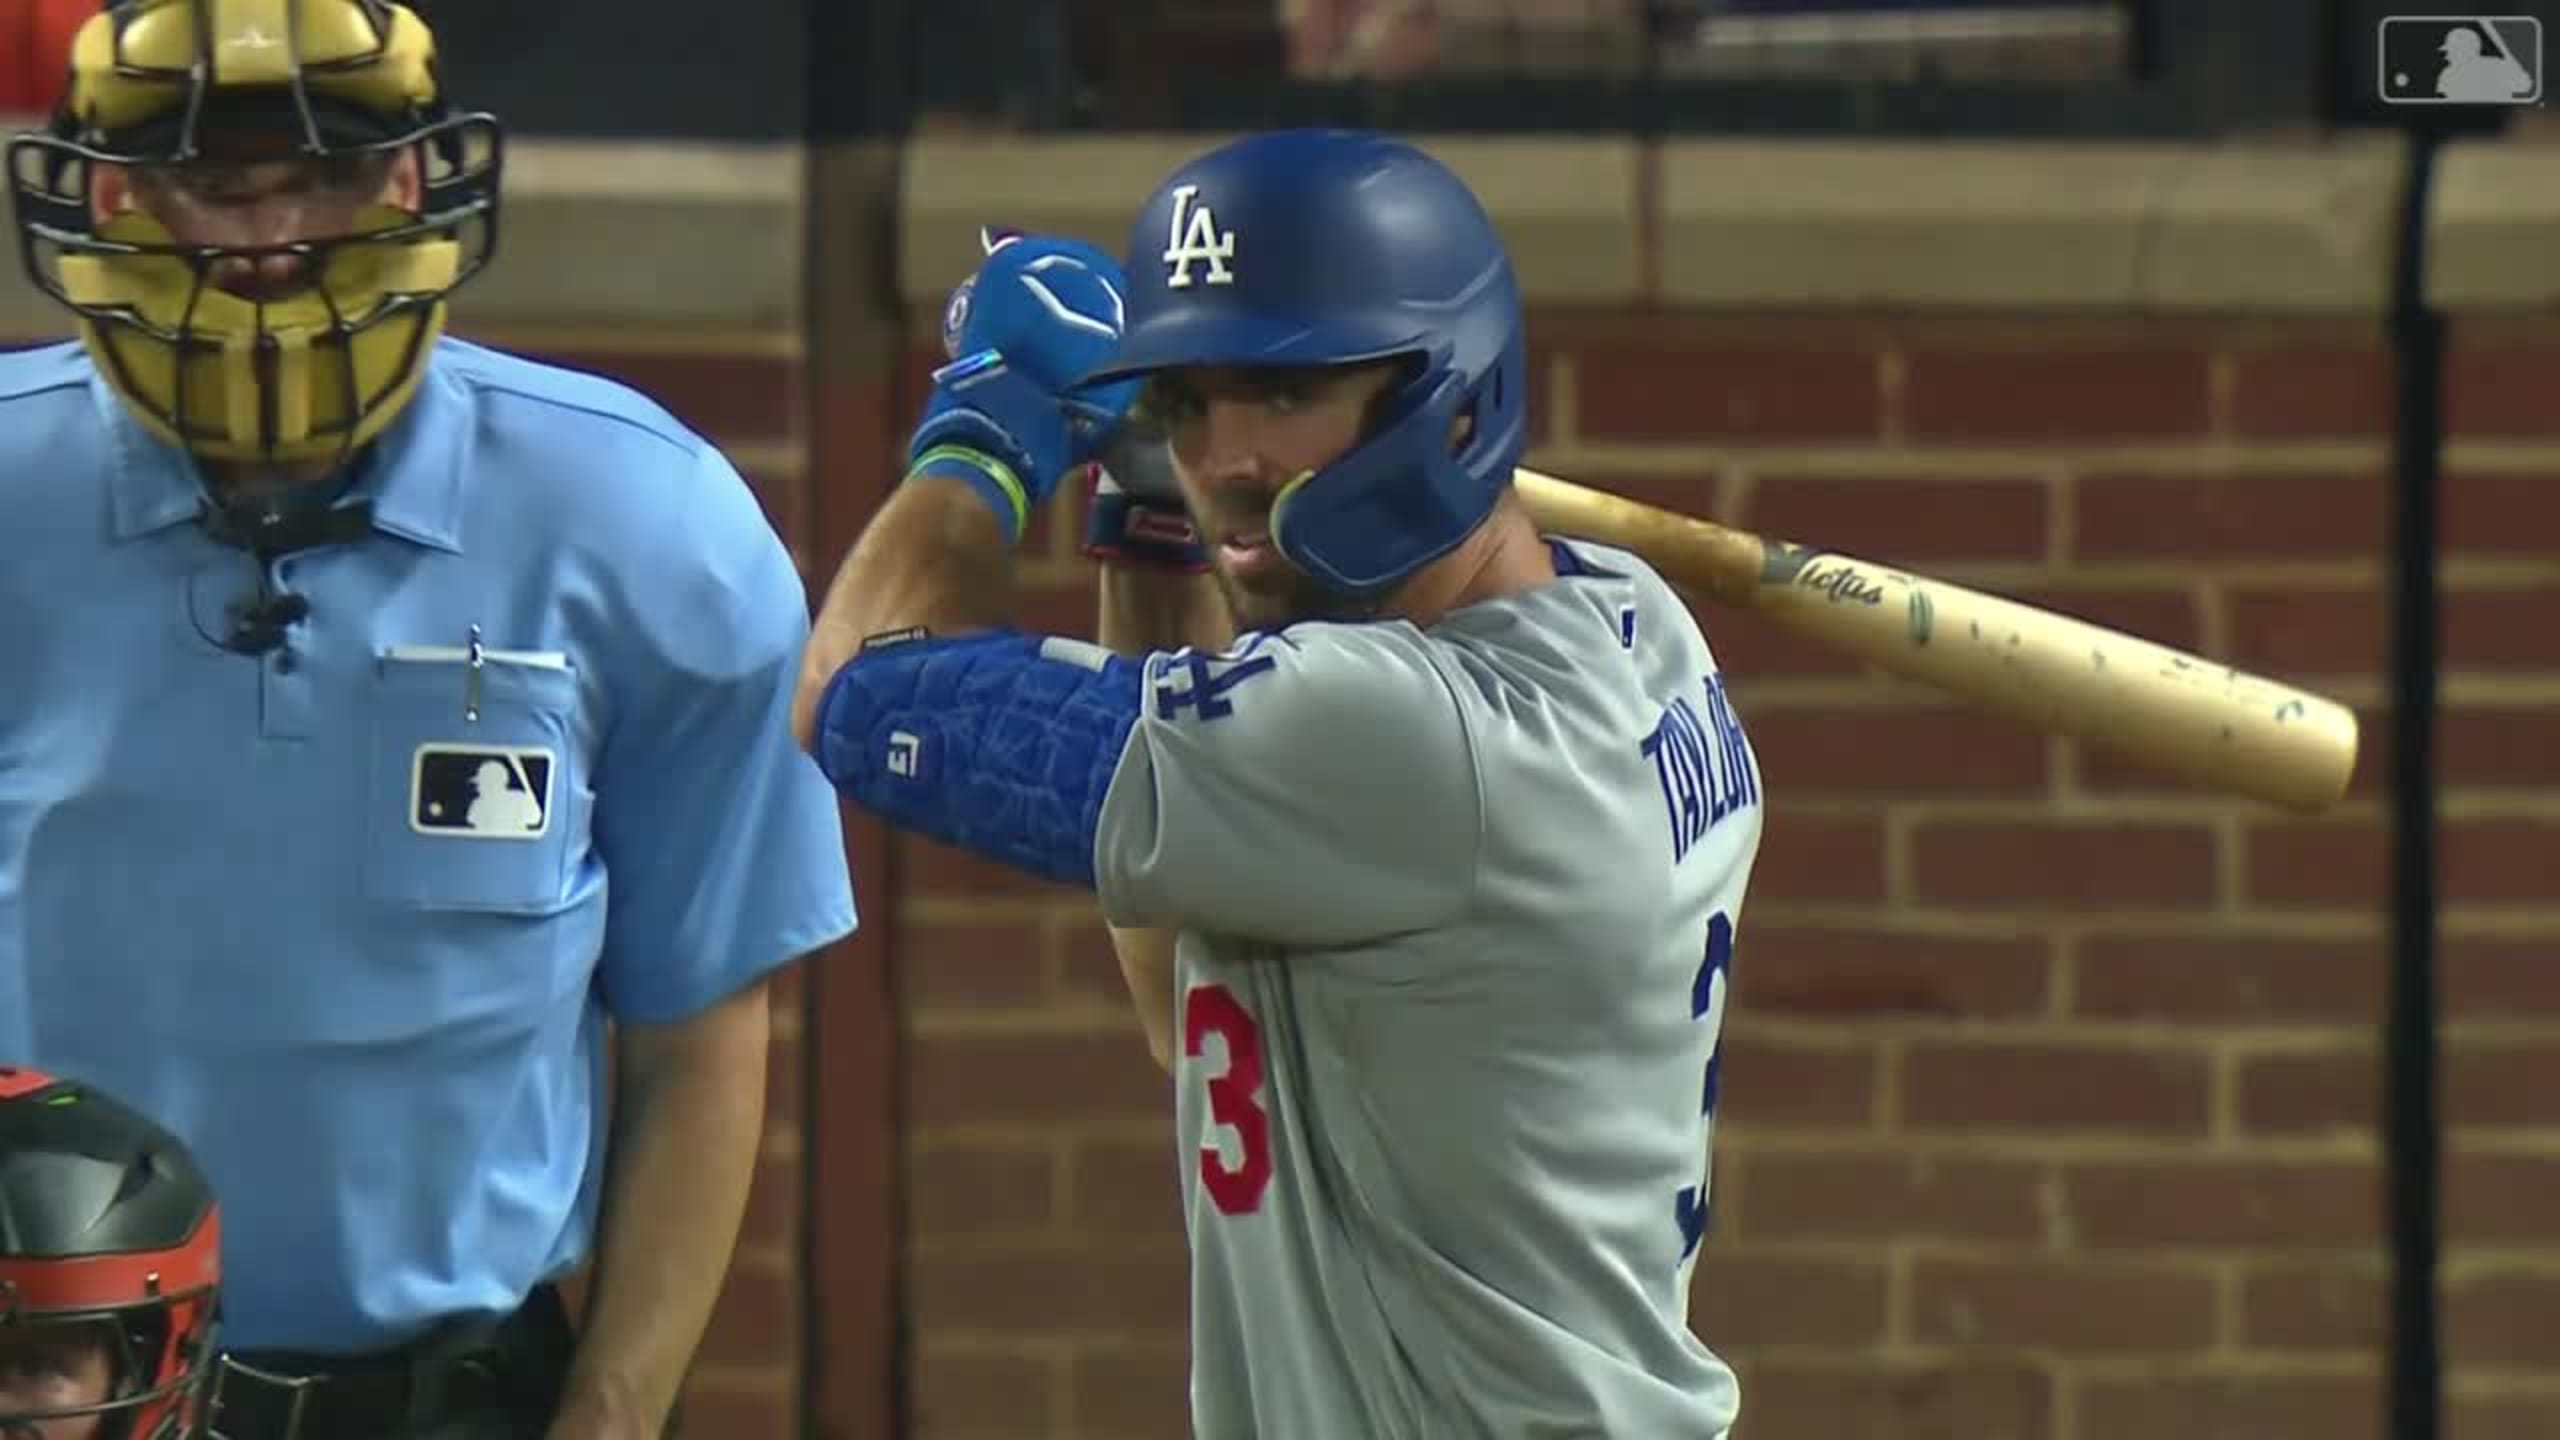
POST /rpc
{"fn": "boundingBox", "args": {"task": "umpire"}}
[0,3,859,1438]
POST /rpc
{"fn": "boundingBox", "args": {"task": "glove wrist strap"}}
[1083,475,1211,573]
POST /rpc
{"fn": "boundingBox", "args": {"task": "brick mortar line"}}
[911,1127,1162,1147]
[1710,1239,2237,1266]
[2045,460,2076,566]
[1745,1016,2560,1046]
[1861,793,2560,823]
[2443,1133,2560,1158]
[1738,901,2387,937]
[2447,1372,2560,1397]
[2207,1048,2240,1147]
[1878,349,1908,447]
[908,1236,1184,1259]
[1673,901,2560,936]
[2211,811,2246,913]
[2194,579,2234,666]
[1530,441,2391,475]
[907,1012,1149,1039]
[2209,1263,2242,1356]
[1718,1134,2378,1161]
[1053,1338,1190,1357]
[1550,351,1581,448]
[1685,557,2560,588]
[1722,673,2560,706]
[1039,1135,1074,1234]
[2443,1252,2560,1277]
[1733,1346,2378,1378]
[908,1122,1170,1146]
[1882,1240,1913,1349]
[2433,907,2560,933]
[2034,1163,2072,1250]
[1717,461,1753,535]
[2045,936,2077,1021]
[902,897,1082,926]
[906,1336,1082,1357]
[911,1327,1178,1349]
[1051,1334,1076,1435]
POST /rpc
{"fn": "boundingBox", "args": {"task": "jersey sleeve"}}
[1095,624,1484,945]
[592,444,860,1024]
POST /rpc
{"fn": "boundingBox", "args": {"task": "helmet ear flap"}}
[1271,366,1499,594]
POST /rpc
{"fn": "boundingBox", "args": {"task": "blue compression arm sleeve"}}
[812,629,1144,888]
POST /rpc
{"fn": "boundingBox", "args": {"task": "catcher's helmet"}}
[0,1066,220,1440]
[1081,129,1529,595]
[4,0,501,467]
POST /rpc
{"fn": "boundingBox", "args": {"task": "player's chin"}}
[1221,570,1370,631]
[1211,568,1303,630]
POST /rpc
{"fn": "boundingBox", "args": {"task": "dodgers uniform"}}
[815,127,1761,1440]
[0,335,858,1352]
[1109,539,1761,1438]
[821,538,1760,1437]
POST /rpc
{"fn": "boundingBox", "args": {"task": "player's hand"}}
[1081,375,1208,570]
[910,226,1140,541]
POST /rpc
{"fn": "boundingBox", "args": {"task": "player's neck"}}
[1384,498,1556,628]
[204,456,344,503]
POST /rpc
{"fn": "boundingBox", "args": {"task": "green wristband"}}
[909,444,1030,542]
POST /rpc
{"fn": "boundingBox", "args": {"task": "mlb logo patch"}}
[411,745,554,840]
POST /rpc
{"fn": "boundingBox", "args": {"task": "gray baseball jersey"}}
[1096,537,1763,1439]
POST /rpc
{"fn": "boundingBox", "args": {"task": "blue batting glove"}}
[910,226,1141,543]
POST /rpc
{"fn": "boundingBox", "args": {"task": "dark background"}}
[409,0,2558,142]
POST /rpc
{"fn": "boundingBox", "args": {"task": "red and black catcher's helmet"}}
[0,1067,220,1440]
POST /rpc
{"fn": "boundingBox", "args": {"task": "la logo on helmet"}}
[1162,184,1236,289]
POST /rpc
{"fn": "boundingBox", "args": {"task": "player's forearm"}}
[1095,568,1230,1074]
[795,476,1015,747]
[1103,923,1180,1074]
[820,474,1015,640]
[1097,564,1232,656]
[555,982,773,1435]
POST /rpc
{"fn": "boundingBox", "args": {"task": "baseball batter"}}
[795,130,1762,1437]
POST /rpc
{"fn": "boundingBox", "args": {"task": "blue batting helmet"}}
[1080,130,1529,594]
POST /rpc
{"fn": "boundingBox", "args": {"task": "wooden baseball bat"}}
[1513,467,2360,813]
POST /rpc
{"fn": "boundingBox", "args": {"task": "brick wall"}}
[892,308,2560,1440]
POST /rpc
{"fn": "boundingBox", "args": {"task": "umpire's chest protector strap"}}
[813,629,1142,889]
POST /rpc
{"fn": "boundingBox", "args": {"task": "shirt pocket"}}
[366,645,585,915]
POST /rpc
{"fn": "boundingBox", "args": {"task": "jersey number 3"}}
[1185,983,1273,1215]
[1675,912,1734,1263]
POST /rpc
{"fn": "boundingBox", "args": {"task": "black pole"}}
[2304,7,2523,1438]
[2381,117,2444,1440]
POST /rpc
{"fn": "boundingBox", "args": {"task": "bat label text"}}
[1799,561,1886,607]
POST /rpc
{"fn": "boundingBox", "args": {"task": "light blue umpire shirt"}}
[0,335,859,1353]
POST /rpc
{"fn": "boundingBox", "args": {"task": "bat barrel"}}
[1513,467,2361,813]
[1754,557,2361,813]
